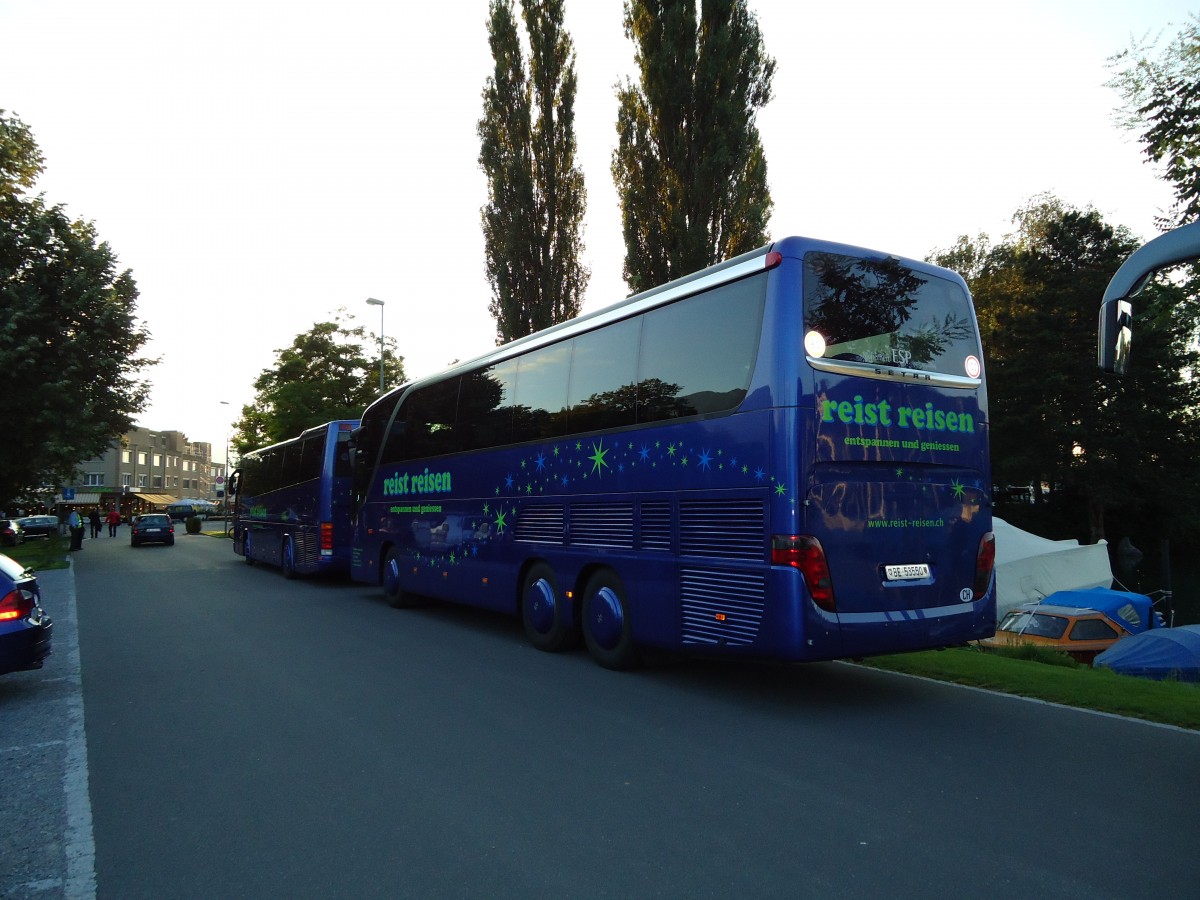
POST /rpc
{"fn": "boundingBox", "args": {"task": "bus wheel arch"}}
[580,567,638,670]
[520,560,578,653]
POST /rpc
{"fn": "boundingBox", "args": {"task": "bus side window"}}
[566,318,638,434]
[460,361,515,450]
[514,344,569,442]
[403,377,461,459]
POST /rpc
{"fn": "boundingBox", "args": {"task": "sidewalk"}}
[0,561,96,899]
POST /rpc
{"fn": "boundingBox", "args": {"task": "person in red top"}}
[105,508,121,537]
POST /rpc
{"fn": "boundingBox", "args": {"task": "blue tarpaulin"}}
[1094,625,1200,682]
[1040,587,1160,634]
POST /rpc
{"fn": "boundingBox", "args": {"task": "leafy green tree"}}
[931,197,1200,543]
[612,0,775,293]
[231,312,404,455]
[478,0,588,344]
[0,110,154,507]
[1108,16,1200,227]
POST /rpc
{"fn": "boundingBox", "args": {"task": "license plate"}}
[885,564,930,581]
[146,528,161,533]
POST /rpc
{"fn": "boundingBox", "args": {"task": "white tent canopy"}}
[993,517,1112,618]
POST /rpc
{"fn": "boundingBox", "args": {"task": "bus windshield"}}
[803,252,980,379]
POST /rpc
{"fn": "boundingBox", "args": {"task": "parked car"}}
[0,519,24,547]
[130,513,175,547]
[15,515,59,540]
[0,552,52,676]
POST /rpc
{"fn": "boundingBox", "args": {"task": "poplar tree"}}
[612,0,775,293]
[478,0,588,344]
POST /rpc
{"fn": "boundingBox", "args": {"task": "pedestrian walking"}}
[88,508,102,539]
[106,507,121,537]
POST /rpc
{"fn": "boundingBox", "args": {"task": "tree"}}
[230,312,404,455]
[0,110,154,507]
[478,0,589,344]
[1108,16,1200,227]
[612,0,775,293]
[931,197,1200,543]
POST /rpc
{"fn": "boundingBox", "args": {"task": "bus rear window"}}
[803,252,978,377]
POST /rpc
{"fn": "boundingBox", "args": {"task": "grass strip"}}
[863,646,1200,731]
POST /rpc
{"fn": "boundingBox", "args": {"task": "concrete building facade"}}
[56,426,226,519]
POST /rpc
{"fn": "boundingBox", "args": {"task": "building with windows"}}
[57,426,226,519]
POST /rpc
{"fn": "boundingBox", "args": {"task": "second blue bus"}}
[230,420,358,578]
[349,236,996,667]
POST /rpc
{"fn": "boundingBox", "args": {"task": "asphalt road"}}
[4,529,1198,899]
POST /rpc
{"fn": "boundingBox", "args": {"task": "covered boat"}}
[1094,624,1200,683]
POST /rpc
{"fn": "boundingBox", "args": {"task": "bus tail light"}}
[321,521,334,555]
[974,531,996,600]
[773,535,836,612]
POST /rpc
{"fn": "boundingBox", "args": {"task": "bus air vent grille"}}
[571,503,634,548]
[680,567,766,646]
[514,505,565,544]
[640,501,671,551]
[679,499,765,561]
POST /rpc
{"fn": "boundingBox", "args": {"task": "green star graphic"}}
[483,502,490,514]
[494,508,508,533]
[667,444,677,457]
[775,483,787,496]
[589,440,609,476]
[951,478,966,499]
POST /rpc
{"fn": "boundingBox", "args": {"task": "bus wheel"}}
[382,548,417,609]
[581,570,638,670]
[244,532,254,565]
[281,537,297,580]
[521,563,577,652]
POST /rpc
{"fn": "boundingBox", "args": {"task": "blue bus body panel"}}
[237,420,358,576]
[351,235,994,662]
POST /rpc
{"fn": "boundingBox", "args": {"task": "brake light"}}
[0,588,35,621]
[773,534,836,612]
[321,522,333,551]
[974,531,996,600]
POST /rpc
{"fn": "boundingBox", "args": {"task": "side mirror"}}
[1097,298,1133,375]
[1098,221,1200,376]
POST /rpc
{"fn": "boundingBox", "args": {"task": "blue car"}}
[0,553,53,676]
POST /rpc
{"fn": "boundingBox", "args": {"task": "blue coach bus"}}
[230,420,358,579]
[349,236,996,668]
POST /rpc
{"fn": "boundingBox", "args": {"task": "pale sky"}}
[1,0,1194,461]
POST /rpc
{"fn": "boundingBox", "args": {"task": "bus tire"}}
[581,570,638,670]
[382,548,417,609]
[244,531,255,565]
[281,536,297,580]
[521,563,577,653]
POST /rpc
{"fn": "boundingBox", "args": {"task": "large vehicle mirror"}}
[1099,222,1200,375]
[1097,298,1133,376]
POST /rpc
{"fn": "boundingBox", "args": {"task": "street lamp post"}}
[366,297,385,394]
[219,401,231,533]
